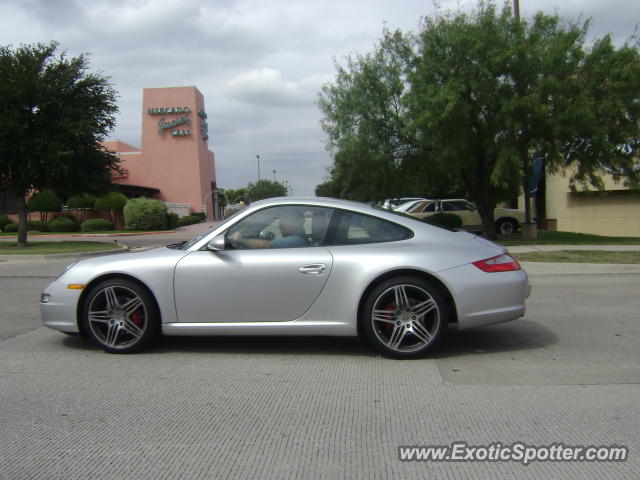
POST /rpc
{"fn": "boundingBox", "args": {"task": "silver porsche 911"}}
[41,197,530,358]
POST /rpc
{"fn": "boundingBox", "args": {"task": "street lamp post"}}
[256,154,261,182]
[273,170,276,182]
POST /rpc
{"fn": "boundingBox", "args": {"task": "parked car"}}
[377,197,426,210]
[407,199,525,235]
[41,197,530,359]
[393,198,430,213]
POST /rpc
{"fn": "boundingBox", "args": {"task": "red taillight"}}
[473,253,521,273]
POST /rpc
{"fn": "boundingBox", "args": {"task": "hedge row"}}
[1,217,114,233]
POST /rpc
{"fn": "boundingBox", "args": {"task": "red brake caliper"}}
[384,303,395,334]
[131,309,143,327]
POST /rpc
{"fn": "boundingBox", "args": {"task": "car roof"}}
[237,196,436,230]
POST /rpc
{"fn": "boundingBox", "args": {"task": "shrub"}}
[3,223,17,233]
[166,212,179,229]
[56,212,80,224]
[67,193,97,221]
[27,220,49,232]
[0,215,13,231]
[81,218,114,232]
[48,217,79,232]
[191,212,206,221]
[95,192,128,223]
[422,213,463,229]
[123,197,168,230]
[27,190,62,221]
[67,193,97,210]
[177,215,202,227]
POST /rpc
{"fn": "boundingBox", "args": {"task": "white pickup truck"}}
[407,199,525,235]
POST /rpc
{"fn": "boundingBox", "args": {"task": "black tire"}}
[496,218,518,236]
[362,276,448,359]
[81,278,159,353]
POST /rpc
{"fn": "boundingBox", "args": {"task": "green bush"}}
[3,223,17,233]
[27,220,49,231]
[191,212,206,221]
[56,212,80,224]
[422,213,463,229]
[68,193,97,221]
[67,193,97,210]
[27,190,62,221]
[81,218,114,232]
[123,197,168,230]
[48,217,79,232]
[177,215,202,227]
[0,215,13,231]
[95,192,128,223]
[166,212,179,229]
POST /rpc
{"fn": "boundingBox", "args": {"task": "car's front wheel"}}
[81,279,158,353]
[363,276,447,359]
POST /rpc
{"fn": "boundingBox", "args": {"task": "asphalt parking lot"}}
[0,245,638,478]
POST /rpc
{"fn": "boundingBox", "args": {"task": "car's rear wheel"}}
[81,279,158,353]
[496,218,518,235]
[363,276,447,359]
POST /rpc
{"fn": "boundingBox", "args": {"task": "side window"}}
[226,206,333,249]
[442,201,466,212]
[423,203,436,213]
[332,211,412,245]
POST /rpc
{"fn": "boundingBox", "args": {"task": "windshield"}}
[174,208,248,250]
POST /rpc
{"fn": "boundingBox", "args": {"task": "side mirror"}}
[206,234,226,251]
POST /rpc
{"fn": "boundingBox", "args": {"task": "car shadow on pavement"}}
[430,319,557,359]
[62,334,377,357]
[60,318,555,358]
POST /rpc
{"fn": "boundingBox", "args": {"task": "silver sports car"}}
[41,197,530,358]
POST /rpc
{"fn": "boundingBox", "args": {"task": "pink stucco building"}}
[104,86,217,219]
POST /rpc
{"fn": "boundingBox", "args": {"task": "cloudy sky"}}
[1,0,638,196]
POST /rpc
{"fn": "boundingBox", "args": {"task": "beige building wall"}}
[539,171,640,237]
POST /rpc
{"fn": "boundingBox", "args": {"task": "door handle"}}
[298,264,327,275]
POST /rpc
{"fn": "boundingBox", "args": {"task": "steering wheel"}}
[258,231,275,241]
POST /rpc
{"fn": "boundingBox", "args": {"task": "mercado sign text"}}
[148,107,191,115]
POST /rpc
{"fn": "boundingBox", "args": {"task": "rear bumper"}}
[440,264,530,330]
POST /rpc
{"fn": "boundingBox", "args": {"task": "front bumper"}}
[40,281,82,333]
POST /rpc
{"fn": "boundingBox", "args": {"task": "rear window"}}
[331,211,413,245]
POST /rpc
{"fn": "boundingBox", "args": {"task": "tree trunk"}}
[476,200,497,240]
[17,196,28,247]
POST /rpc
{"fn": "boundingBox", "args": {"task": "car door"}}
[173,205,334,323]
[441,200,483,231]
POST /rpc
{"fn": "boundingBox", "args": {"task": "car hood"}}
[56,247,189,284]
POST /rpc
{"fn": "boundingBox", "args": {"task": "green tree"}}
[247,180,287,201]
[410,3,640,238]
[318,2,640,239]
[318,30,434,201]
[26,190,61,222]
[0,42,120,246]
[67,193,97,221]
[94,191,127,224]
[314,179,341,198]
